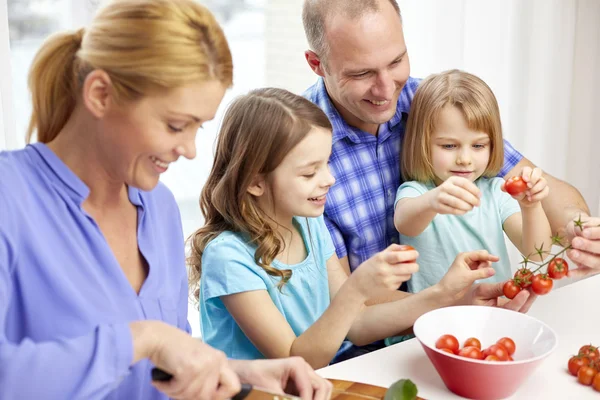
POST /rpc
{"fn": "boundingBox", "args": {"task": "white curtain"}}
[265,0,600,274]
[0,0,16,151]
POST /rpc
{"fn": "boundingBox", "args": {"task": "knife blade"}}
[151,367,300,400]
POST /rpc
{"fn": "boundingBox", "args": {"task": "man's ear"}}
[247,174,266,197]
[81,69,114,119]
[305,50,326,77]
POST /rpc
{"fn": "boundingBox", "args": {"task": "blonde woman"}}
[0,1,331,399]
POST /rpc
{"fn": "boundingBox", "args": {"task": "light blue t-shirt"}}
[200,216,336,360]
[396,177,521,293]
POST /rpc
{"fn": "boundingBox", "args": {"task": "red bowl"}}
[413,306,558,399]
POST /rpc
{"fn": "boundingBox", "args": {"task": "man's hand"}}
[563,216,600,278]
[461,281,538,313]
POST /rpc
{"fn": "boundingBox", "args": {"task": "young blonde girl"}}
[395,69,552,294]
[189,87,499,368]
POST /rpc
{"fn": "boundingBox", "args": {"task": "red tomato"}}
[439,348,455,354]
[485,355,500,361]
[577,365,598,386]
[547,258,569,280]
[568,355,590,376]
[593,372,600,392]
[505,176,528,196]
[463,337,481,350]
[503,280,522,299]
[531,274,553,295]
[497,337,516,356]
[483,344,510,361]
[514,268,533,288]
[397,244,417,262]
[508,355,514,361]
[458,346,484,360]
[435,334,459,354]
[579,345,599,361]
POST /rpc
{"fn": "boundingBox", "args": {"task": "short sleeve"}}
[201,235,268,301]
[490,178,521,223]
[312,216,336,261]
[323,214,347,259]
[394,181,429,208]
[498,139,523,177]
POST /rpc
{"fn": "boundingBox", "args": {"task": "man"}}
[301,0,600,358]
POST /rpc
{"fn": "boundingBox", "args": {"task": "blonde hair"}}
[27,0,233,143]
[401,69,504,182]
[188,88,333,299]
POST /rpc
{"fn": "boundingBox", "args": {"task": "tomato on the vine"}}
[579,345,599,361]
[548,257,569,280]
[505,176,528,196]
[593,372,600,392]
[568,355,590,376]
[497,337,516,356]
[514,267,533,288]
[459,346,483,360]
[577,365,598,386]
[531,273,553,295]
[463,337,481,350]
[503,280,522,299]
[435,334,459,354]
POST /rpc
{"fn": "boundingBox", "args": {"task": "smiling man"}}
[302,0,600,360]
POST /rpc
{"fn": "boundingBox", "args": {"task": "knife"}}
[151,367,300,400]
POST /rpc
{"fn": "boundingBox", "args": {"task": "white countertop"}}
[318,274,600,399]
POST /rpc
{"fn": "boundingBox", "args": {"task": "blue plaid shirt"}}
[303,77,523,272]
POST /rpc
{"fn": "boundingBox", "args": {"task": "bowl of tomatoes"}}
[413,305,558,400]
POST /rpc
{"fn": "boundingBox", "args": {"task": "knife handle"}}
[151,368,252,399]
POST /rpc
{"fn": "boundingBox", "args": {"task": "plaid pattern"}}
[304,77,523,272]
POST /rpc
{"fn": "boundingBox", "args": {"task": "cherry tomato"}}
[579,345,599,361]
[483,344,510,361]
[497,337,516,356]
[593,372,600,392]
[485,355,500,361]
[508,355,514,361]
[458,346,484,360]
[503,280,522,299]
[439,348,455,354]
[463,337,481,350]
[577,365,598,386]
[397,245,417,262]
[547,258,568,280]
[514,267,533,288]
[568,355,590,376]
[436,334,459,354]
[531,273,553,295]
[505,176,528,196]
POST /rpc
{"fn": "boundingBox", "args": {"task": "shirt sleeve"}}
[490,178,521,223]
[394,181,429,208]
[308,216,336,262]
[323,213,348,260]
[498,139,524,177]
[201,235,268,301]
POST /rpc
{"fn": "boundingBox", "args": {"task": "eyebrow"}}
[168,111,202,123]
[297,160,322,169]
[343,49,408,75]
[434,135,490,141]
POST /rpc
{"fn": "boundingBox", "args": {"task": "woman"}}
[0,0,331,399]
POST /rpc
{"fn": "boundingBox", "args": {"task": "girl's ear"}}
[247,174,266,197]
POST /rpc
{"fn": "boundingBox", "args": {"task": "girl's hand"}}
[428,176,482,215]
[230,357,333,400]
[132,321,241,400]
[438,250,498,301]
[349,244,419,300]
[503,167,549,207]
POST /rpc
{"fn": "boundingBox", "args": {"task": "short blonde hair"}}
[401,69,504,182]
[27,0,233,143]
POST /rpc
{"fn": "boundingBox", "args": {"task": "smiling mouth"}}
[151,156,170,169]
[366,99,389,106]
[309,194,326,201]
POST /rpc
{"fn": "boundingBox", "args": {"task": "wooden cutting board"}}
[330,379,425,400]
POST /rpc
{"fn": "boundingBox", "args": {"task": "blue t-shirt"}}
[200,216,335,360]
[395,178,521,293]
[0,143,189,400]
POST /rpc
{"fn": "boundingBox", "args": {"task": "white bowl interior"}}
[413,306,558,361]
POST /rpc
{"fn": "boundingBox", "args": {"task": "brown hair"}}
[302,0,401,62]
[26,0,233,143]
[188,88,333,298]
[401,69,504,182]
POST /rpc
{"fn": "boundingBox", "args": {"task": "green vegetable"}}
[384,379,418,400]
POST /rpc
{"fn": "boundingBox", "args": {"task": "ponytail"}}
[26,28,84,143]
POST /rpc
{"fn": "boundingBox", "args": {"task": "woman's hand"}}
[349,244,419,300]
[131,321,241,400]
[229,357,333,400]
